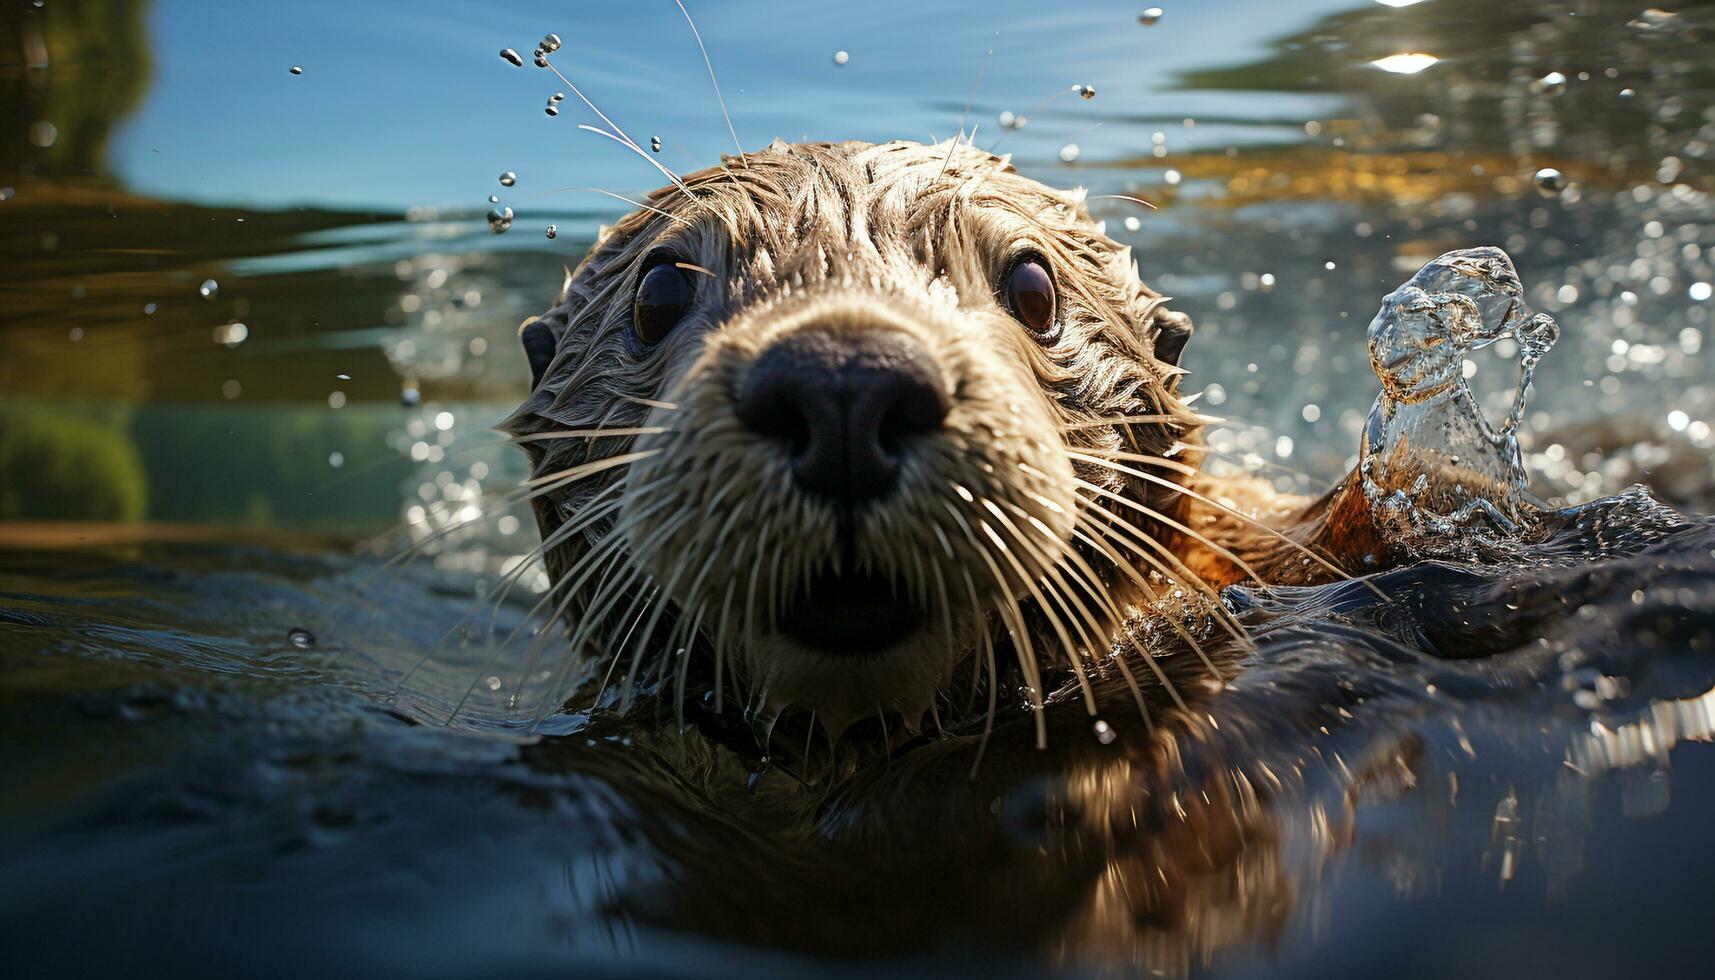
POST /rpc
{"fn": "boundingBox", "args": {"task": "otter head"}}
[504,139,1199,737]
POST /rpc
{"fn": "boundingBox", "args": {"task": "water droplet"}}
[1619,87,1636,99]
[1534,167,1565,194]
[500,48,524,67]
[1534,70,1567,95]
[487,206,514,234]
[1093,719,1117,744]
[1138,6,1164,25]
[540,33,562,54]
[544,105,559,117]
[650,135,662,153]
[551,92,564,102]
[498,171,517,187]
[288,628,316,648]
[400,384,421,408]
[1324,259,1337,270]
[198,278,218,299]
[1074,83,1096,100]
[544,224,557,239]
[289,65,303,75]
[336,373,351,381]
[1123,216,1141,232]
[485,675,502,692]
[327,451,344,468]
[534,50,549,68]
[1059,142,1080,163]
[832,50,850,66]
[212,322,248,346]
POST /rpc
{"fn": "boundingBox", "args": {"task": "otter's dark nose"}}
[735,329,950,502]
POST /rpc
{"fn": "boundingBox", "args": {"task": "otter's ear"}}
[1154,308,1193,367]
[520,314,563,389]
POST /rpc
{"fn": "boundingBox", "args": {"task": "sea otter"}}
[503,138,1374,742]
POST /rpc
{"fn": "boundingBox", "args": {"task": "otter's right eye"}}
[633,262,695,346]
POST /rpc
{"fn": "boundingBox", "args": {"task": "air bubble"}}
[540,33,562,54]
[289,66,303,75]
[1534,70,1567,95]
[833,50,850,66]
[199,278,219,299]
[1093,719,1117,744]
[1138,6,1164,26]
[1059,143,1080,163]
[499,171,517,187]
[288,628,316,648]
[545,224,557,239]
[212,322,248,346]
[1534,167,1565,195]
[488,194,499,204]
[544,105,559,117]
[1073,83,1096,100]
[650,135,662,153]
[500,48,524,67]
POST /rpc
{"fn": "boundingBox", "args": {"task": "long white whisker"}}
[672,0,747,168]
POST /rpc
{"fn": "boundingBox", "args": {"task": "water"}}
[4,0,1715,975]
[1361,247,1559,542]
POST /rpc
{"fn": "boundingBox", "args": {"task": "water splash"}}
[1359,247,1560,545]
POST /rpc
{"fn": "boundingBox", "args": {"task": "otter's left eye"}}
[1003,254,1056,335]
[634,262,695,346]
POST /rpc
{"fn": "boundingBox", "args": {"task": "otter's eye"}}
[633,262,695,346]
[1003,254,1056,335]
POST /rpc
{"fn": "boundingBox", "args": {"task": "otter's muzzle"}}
[734,328,949,503]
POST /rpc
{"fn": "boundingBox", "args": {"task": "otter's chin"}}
[778,570,924,656]
[747,613,958,740]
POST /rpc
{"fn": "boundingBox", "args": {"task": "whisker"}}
[1073,476,1269,590]
[1060,412,1212,430]
[1067,449,1370,592]
[508,426,669,445]
[535,186,691,226]
[672,0,747,167]
[574,124,702,202]
[1092,193,1159,212]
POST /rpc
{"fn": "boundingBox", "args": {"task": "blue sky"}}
[107,0,1361,212]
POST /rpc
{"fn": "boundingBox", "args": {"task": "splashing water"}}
[1359,247,1561,546]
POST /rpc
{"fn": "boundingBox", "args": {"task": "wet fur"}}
[504,138,1359,739]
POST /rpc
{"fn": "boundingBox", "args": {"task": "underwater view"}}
[3,0,1715,976]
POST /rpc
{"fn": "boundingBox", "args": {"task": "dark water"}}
[3,0,1715,976]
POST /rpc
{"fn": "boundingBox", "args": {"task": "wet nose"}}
[734,329,950,502]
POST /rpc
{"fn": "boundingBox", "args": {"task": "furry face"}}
[504,139,1200,737]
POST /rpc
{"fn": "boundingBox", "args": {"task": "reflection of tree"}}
[1,0,151,178]
[0,401,147,521]
[1179,0,1715,187]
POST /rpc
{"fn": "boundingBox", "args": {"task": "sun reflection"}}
[1370,53,1440,74]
